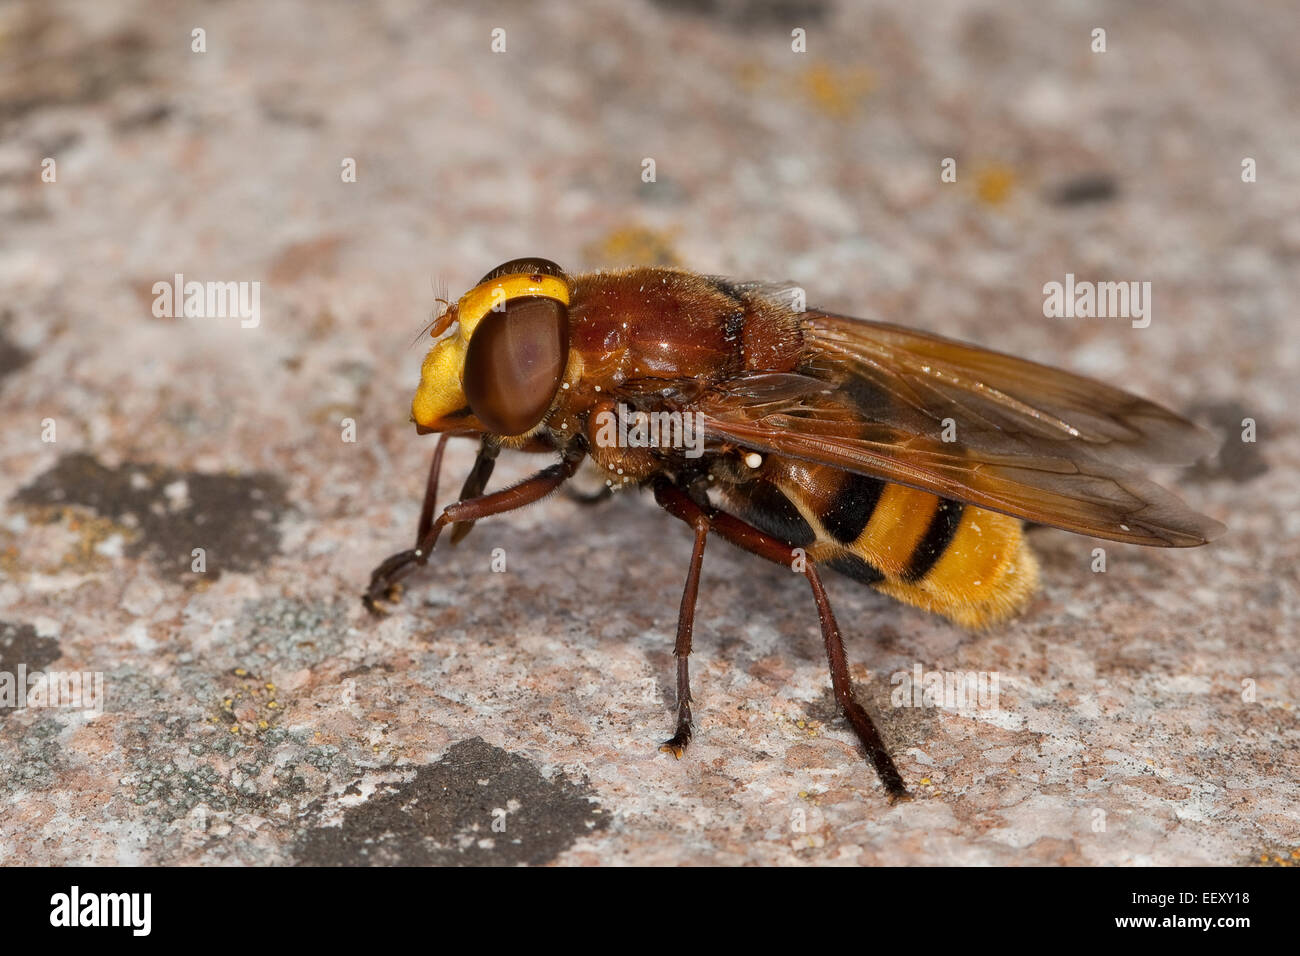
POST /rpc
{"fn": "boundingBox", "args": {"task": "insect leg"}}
[414,433,452,546]
[364,454,581,614]
[563,485,614,506]
[447,438,499,545]
[654,481,910,802]
[805,567,911,803]
[652,480,708,757]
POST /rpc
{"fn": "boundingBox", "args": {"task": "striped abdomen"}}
[721,457,1039,629]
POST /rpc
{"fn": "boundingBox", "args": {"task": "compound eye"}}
[463,296,569,436]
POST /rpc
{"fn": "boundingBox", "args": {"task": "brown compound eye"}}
[463,296,570,436]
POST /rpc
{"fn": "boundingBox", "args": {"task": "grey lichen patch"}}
[0,621,60,720]
[129,739,308,823]
[233,597,350,670]
[103,599,354,841]
[121,713,341,829]
[13,452,288,580]
[294,737,606,866]
[164,600,349,733]
[0,716,68,790]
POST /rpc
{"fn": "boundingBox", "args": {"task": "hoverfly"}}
[364,258,1224,802]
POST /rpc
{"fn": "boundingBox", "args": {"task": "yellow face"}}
[411,271,570,433]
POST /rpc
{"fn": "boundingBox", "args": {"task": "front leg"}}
[364,453,581,614]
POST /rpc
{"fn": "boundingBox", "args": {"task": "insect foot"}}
[659,725,693,759]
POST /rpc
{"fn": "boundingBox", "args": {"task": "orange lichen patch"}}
[734,61,765,92]
[1255,848,1297,866]
[800,63,874,118]
[17,505,138,573]
[0,542,20,576]
[583,226,680,267]
[974,163,1017,205]
[214,666,285,736]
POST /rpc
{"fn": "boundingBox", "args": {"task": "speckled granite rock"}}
[0,0,1296,866]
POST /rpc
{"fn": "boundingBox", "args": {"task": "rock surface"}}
[0,0,1296,865]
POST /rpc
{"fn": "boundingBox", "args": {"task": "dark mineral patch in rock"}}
[13,452,289,579]
[0,621,59,672]
[0,10,152,125]
[1048,174,1119,206]
[1186,401,1269,484]
[650,0,831,29]
[0,325,31,384]
[0,621,61,720]
[294,737,606,866]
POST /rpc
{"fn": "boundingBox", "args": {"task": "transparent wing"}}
[694,308,1223,547]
